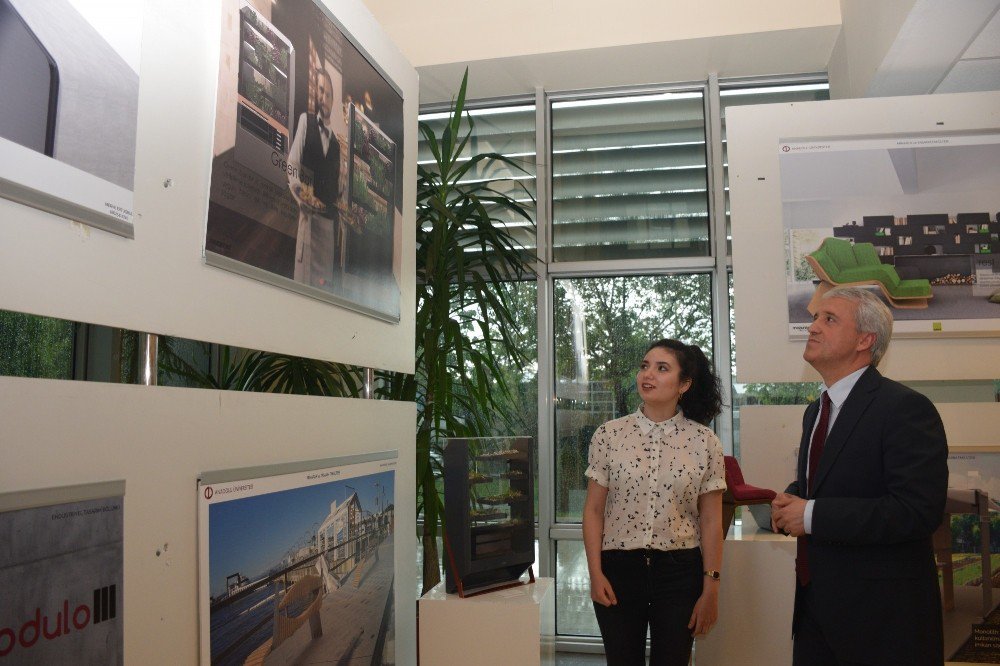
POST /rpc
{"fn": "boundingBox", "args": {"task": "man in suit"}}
[772,285,948,666]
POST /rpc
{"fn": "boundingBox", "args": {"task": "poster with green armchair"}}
[780,132,1000,338]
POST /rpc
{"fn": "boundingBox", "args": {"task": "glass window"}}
[79,325,141,384]
[555,540,600,637]
[158,337,214,388]
[0,310,75,379]
[553,274,714,522]
[419,104,537,255]
[551,90,709,261]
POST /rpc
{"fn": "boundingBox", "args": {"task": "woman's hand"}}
[589,570,617,607]
[688,584,719,636]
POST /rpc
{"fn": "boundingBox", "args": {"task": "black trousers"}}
[593,548,703,666]
[793,584,869,666]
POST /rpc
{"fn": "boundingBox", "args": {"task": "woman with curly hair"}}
[583,338,725,665]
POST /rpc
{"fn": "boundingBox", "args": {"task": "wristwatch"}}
[703,570,721,580]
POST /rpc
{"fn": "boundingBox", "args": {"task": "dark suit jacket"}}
[787,366,948,665]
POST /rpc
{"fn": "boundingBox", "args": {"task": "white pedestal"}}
[419,577,554,666]
[695,527,797,665]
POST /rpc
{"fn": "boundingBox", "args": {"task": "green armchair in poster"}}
[806,237,932,311]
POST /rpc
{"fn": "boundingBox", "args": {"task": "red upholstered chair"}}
[721,455,777,538]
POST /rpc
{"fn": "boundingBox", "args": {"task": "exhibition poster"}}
[0,493,124,664]
[0,0,141,237]
[198,454,397,665]
[947,451,1000,590]
[206,0,404,322]
[779,132,1000,338]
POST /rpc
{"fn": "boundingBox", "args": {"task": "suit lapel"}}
[810,366,881,496]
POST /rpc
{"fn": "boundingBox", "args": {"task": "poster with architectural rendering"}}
[780,133,1000,338]
[198,453,397,665]
[0,0,141,237]
[205,0,403,322]
[945,452,1000,589]
[0,489,124,664]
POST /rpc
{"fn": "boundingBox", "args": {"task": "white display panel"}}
[0,0,142,237]
[0,0,417,374]
[198,453,397,665]
[728,90,1000,382]
[0,377,417,665]
[738,402,1000,500]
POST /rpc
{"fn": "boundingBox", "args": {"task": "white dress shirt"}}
[803,365,869,533]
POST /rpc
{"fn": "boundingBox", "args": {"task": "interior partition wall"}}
[419,73,831,647]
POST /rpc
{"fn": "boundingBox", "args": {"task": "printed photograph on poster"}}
[0,0,141,237]
[947,452,1000,589]
[205,0,404,322]
[198,454,396,665]
[779,133,1000,338]
[0,491,124,664]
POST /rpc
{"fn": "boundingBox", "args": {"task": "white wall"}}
[740,403,1000,498]
[361,0,841,101]
[0,377,417,665]
[362,0,841,67]
[0,0,420,662]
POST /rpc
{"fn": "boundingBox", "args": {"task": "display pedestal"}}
[695,526,796,665]
[419,576,554,665]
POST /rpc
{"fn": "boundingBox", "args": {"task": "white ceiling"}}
[415,26,841,103]
[867,0,1000,96]
[937,8,1000,93]
[359,0,1000,101]
[360,0,842,103]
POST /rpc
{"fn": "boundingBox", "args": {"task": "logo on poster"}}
[0,585,117,657]
[204,486,214,500]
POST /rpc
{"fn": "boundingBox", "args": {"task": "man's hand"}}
[771,492,808,537]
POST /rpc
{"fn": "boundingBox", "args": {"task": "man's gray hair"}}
[821,286,893,367]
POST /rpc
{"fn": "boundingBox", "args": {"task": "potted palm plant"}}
[158,70,533,595]
[379,69,535,593]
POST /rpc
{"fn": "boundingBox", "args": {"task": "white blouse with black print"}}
[585,406,727,552]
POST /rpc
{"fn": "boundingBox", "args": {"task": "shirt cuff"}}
[584,466,608,487]
[804,499,815,534]
[700,478,727,495]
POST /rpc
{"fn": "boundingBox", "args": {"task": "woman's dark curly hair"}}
[645,338,722,426]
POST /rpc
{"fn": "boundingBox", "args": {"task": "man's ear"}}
[856,331,876,355]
